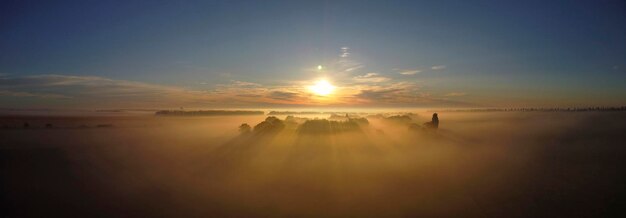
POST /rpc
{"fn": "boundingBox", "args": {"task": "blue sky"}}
[1,0,625,108]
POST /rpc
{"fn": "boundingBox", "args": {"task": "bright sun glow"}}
[309,80,335,96]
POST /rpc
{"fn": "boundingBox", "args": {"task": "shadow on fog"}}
[4,112,626,217]
[192,112,626,217]
[199,116,286,176]
[199,114,449,189]
[206,113,448,164]
[192,113,496,216]
[211,115,421,159]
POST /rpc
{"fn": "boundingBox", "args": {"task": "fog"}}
[2,111,625,217]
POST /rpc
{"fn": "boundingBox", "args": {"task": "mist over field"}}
[2,111,625,217]
[3,0,626,216]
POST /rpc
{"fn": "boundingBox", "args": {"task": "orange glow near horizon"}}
[309,80,335,96]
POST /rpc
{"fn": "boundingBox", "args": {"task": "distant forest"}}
[268,111,345,115]
[435,106,626,112]
[155,110,264,116]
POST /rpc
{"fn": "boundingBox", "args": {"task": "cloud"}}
[0,90,70,99]
[230,80,261,87]
[0,73,476,108]
[431,65,446,70]
[348,82,474,107]
[351,82,422,104]
[267,91,299,101]
[344,65,364,72]
[353,73,390,83]
[302,47,363,75]
[236,94,263,98]
[356,88,405,101]
[444,92,467,97]
[340,47,350,58]
[398,69,421,75]
[335,47,365,77]
[210,80,313,105]
[0,74,215,107]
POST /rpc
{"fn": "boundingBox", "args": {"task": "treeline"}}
[238,116,371,136]
[436,106,626,112]
[155,110,264,116]
[268,111,340,115]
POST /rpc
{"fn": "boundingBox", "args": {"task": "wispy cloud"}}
[431,65,446,70]
[334,81,473,107]
[353,73,390,83]
[397,69,421,75]
[340,47,350,58]
[230,80,261,87]
[235,94,263,98]
[267,91,300,101]
[344,65,364,72]
[0,69,474,108]
[335,47,364,77]
[0,90,70,99]
[444,92,467,97]
[0,74,213,107]
[355,88,406,101]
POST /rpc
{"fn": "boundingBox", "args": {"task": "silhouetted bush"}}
[366,114,385,119]
[384,115,412,124]
[349,117,369,125]
[410,113,440,133]
[285,116,309,124]
[253,116,285,134]
[297,119,364,134]
[422,113,439,129]
[243,116,368,136]
[329,114,349,121]
[329,114,369,124]
[239,123,251,134]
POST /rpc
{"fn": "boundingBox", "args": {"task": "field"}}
[2,111,625,217]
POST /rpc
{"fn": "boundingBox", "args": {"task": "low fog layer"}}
[2,112,626,217]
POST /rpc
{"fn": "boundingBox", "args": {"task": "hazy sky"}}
[1,0,625,109]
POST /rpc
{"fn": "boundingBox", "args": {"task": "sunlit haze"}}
[2,1,626,217]
[309,80,335,96]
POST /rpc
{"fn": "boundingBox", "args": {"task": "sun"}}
[309,80,335,96]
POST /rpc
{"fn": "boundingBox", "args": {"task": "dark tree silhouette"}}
[297,118,366,134]
[384,115,412,123]
[253,116,285,135]
[422,113,439,129]
[239,123,251,134]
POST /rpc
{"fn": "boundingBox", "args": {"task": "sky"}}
[1,0,625,109]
